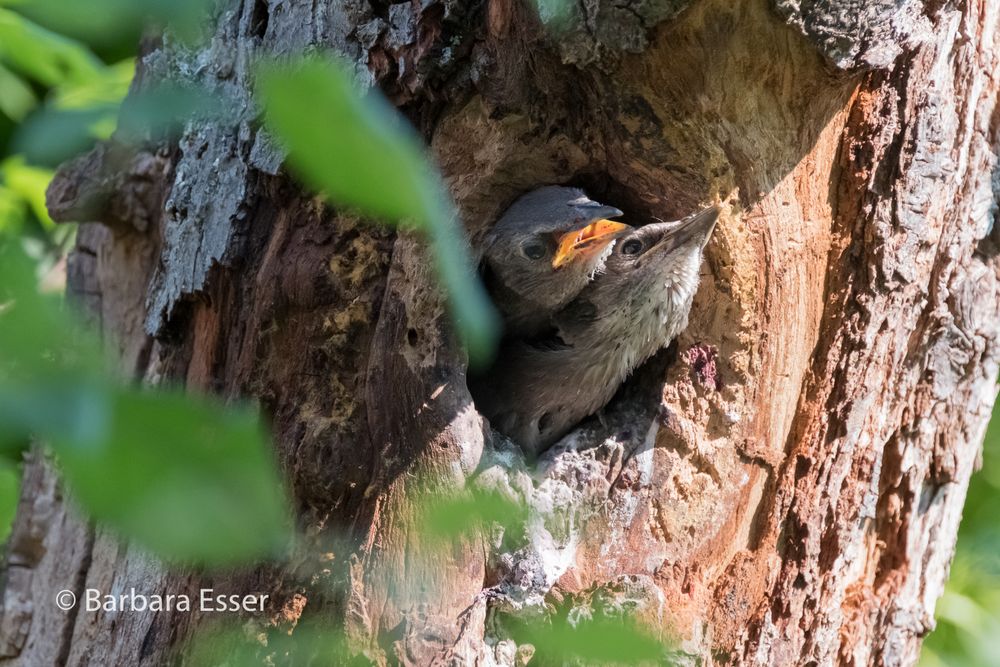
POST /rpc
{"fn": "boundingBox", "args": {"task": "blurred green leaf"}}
[55,387,291,566]
[13,105,114,166]
[0,242,292,566]
[1,157,54,228]
[117,80,226,140]
[0,0,293,569]
[1,0,213,49]
[256,58,448,231]
[0,10,132,165]
[187,620,357,666]
[0,379,111,449]
[936,590,987,635]
[0,8,103,87]
[0,63,36,121]
[50,59,134,111]
[512,616,668,666]
[15,80,223,167]
[0,462,19,543]
[425,487,529,541]
[0,183,23,234]
[256,56,499,365]
[0,241,100,372]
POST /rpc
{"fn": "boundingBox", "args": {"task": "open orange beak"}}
[551,219,630,268]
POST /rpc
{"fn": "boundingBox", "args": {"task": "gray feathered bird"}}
[482,186,629,337]
[474,205,721,456]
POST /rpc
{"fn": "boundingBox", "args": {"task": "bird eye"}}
[522,241,547,260]
[620,239,644,255]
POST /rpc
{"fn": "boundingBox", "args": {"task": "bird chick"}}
[481,186,629,337]
[474,205,721,456]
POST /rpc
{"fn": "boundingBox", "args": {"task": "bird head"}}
[596,205,720,322]
[483,186,630,309]
[604,205,719,275]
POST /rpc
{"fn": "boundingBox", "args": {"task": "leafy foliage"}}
[0,242,292,565]
[0,6,131,267]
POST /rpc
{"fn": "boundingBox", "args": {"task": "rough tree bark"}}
[1,0,998,665]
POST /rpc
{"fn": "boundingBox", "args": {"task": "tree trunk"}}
[2,0,999,665]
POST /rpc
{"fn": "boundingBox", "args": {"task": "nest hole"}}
[465,176,689,457]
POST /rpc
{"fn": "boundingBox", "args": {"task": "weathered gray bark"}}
[1,0,998,665]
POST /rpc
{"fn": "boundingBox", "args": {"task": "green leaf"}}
[0,378,111,449]
[187,620,354,665]
[0,10,134,165]
[116,80,227,141]
[0,462,20,544]
[256,56,499,365]
[15,81,223,167]
[55,387,291,566]
[0,63,36,121]
[512,616,668,666]
[0,241,101,374]
[0,8,103,87]
[425,488,529,541]
[256,58,445,229]
[51,58,134,111]
[13,105,115,166]
[1,0,212,49]
[0,183,28,236]
[1,157,54,228]
[0,242,292,566]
